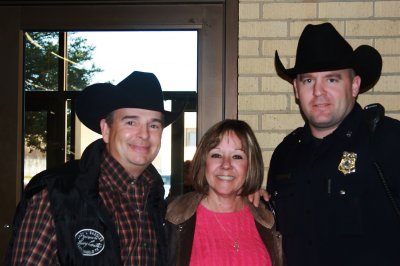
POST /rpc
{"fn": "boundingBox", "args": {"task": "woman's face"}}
[205,130,248,198]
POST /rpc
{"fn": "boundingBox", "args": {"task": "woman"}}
[166,119,284,266]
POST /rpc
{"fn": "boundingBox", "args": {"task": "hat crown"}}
[117,71,165,112]
[294,23,354,73]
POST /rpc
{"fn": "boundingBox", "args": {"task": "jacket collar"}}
[166,192,275,229]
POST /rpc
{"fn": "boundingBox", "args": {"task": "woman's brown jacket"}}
[165,192,285,266]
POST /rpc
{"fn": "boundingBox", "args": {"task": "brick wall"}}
[238,0,400,183]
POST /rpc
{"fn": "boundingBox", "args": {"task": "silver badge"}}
[338,151,357,175]
[75,229,105,256]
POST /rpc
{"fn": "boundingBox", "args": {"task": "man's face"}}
[100,108,164,177]
[294,69,361,138]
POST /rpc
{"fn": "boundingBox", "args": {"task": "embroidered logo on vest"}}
[75,229,105,256]
[338,151,357,175]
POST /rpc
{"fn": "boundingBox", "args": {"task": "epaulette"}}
[363,103,384,134]
[282,127,303,142]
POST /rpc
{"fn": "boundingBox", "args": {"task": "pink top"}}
[189,204,272,266]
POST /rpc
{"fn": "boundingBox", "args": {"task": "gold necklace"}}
[213,211,244,252]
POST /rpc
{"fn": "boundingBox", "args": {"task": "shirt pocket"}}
[332,192,364,236]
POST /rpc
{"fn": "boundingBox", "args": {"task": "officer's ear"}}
[352,75,361,97]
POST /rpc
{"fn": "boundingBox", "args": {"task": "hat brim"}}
[274,51,296,82]
[353,45,382,93]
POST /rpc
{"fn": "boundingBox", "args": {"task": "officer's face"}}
[100,108,163,177]
[294,69,361,139]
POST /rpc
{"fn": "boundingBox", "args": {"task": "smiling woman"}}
[165,119,284,266]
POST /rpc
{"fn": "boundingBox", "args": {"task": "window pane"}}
[66,100,74,161]
[184,112,197,160]
[24,32,59,91]
[66,32,102,91]
[24,111,47,186]
[68,31,197,92]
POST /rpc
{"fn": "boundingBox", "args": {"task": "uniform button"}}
[339,190,346,195]
[346,131,352,138]
[130,180,135,185]
[136,208,141,214]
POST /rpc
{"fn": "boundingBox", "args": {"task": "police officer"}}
[268,22,400,266]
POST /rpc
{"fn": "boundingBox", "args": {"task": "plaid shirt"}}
[100,151,157,265]
[11,150,158,265]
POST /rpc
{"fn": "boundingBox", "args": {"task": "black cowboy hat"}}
[275,22,382,93]
[76,71,182,134]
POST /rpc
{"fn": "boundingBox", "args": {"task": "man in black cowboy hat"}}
[267,22,400,266]
[6,71,181,265]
